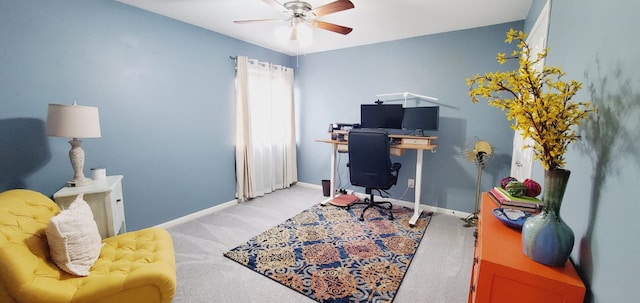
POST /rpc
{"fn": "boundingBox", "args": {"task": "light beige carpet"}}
[166,185,475,302]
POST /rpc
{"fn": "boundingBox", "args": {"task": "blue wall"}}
[1,0,519,228]
[296,23,521,213]
[528,0,640,302]
[0,0,292,230]
[3,0,635,301]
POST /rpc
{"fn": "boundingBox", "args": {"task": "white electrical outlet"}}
[408,179,415,188]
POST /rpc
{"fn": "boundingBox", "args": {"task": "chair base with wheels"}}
[348,188,394,221]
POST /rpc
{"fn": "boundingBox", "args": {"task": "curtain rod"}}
[230,56,295,71]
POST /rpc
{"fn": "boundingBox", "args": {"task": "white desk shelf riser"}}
[53,175,126,239]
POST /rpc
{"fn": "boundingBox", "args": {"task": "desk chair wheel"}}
[356,198,394,221]
[384,203,394,220]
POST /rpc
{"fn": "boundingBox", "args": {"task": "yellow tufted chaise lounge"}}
[0,189,176,303]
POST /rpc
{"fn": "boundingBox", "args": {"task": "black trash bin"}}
[321,179,331,197]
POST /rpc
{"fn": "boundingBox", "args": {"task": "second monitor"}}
[402,106,439,132]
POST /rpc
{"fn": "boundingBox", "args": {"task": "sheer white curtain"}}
[235,56,297,201]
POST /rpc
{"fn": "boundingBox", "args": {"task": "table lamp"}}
[47,102,101,187]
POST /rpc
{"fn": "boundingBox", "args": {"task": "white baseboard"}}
[155,199,238,229]
[297,182,471,219]
[156,183,471,228]
[295,181,321,189]
[396,199,471,219]
[346,191,471,219]
[156,183,320,229]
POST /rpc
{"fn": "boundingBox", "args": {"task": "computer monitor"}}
[360,104,404,129]
[402,106,440,132]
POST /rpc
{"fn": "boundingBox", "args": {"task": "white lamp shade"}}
[47,103,101,138]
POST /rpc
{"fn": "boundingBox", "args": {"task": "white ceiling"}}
[116,0,533,56]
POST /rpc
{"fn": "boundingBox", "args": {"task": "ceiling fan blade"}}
[262,0,287,12]
[310,0,354,17]
[233,19,282,24]
[311,20,352,35]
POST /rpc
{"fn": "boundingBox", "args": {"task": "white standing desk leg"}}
[409,149,424,226]
[321,143,338,206]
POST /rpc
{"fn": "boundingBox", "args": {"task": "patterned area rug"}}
[223,202,432,302]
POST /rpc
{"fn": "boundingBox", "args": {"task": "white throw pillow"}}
[46,194,102,276]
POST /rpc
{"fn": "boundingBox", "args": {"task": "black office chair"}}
[347,129,402,221]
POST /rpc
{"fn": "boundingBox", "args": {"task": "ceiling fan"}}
[234,0,354,40]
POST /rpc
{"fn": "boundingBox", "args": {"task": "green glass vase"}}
[521,168,575,267]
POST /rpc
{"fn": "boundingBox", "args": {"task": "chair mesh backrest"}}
[348,129,394,189]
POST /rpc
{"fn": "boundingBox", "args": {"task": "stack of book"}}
[489,187,543,213]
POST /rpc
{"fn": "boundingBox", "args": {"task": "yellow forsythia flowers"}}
[467,29,595,170]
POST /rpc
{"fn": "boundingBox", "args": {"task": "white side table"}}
[53,175,126,239]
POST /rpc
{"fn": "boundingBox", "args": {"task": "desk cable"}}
[335,152,349,192]
[395,186,411,204]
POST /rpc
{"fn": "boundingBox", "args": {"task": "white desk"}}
[316,135,437,226]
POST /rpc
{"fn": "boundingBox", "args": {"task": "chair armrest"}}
[390,162,402,185]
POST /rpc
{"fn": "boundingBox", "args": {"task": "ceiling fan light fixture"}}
[274,20,313,48]
[274,25,292,45]
[296,22,313,48]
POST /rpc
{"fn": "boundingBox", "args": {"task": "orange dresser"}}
[468,193,586,303]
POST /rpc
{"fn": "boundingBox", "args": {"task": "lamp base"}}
[67,177,92,187]
[461,214,478,228]
[67,138,93,187]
